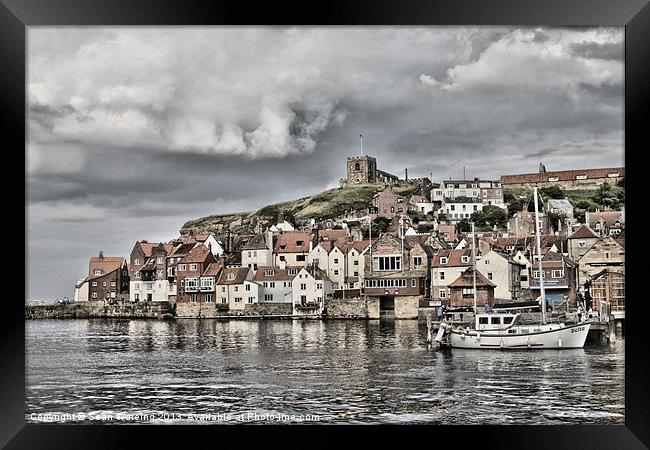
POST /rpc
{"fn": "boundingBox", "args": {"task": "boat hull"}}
[449,322,591,349]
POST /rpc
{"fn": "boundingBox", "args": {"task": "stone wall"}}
[394,296,420,319]
[324,297,380,319]
[175,302,292,319]
[26,302,173,320]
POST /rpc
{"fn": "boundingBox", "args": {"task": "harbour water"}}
[25,319,624,424]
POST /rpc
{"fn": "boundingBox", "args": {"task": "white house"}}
[274,231,312,267]
[215,267,256,310]
[241,231,274,272]
[439,198,484,222]
[475,250,524,300]
[192,233,226,257]
[252,263,297,303]
[292,266,333,316]
[270,220,295,233]
[73,278,89,302]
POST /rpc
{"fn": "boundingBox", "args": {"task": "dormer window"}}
[227,273,235,281]
[288,268,297,275]
[461,256,469,263]
[296,240,304,247]
[576,174,587,180]
[265,269,275,276]
[548,176,559,182]
[280,244,287,250]
[440,257,448,265]
[93,269,102,275]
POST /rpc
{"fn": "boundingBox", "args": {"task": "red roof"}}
[217,267,251,285]
[252,266,299,282]
[568,224,599,239]
[431,249,474,267]
[181,245,213,264]
[501,167,623,185]
[274,231,311,253]
[89,256,125,276]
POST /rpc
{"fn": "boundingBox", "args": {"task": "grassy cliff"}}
[180,182,423,235]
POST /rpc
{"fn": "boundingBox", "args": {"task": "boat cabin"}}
[475,313,519,331]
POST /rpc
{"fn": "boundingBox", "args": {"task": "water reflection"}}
[25,319,624,424]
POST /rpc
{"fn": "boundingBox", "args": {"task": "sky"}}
[27,26,624,299]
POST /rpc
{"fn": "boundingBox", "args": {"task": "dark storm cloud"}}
[27,26,623,299]
[570,41,624,61]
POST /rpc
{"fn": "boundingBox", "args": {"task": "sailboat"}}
[436,187,591,349]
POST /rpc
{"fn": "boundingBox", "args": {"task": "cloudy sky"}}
[27,26,624,299]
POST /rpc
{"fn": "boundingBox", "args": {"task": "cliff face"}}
[180,183,424,235]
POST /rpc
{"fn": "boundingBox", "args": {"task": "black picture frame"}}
[4,0,648,448]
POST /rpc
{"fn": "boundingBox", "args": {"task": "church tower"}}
[346,155,377,185]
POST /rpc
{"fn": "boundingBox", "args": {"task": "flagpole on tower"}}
[360,134,363,156]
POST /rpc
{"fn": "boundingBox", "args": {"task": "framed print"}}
[3,0,649,447]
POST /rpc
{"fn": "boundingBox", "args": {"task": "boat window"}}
[479,317,489,324]
[508,329,517,334]
[490,317,501,325]
[503,317,514,324]
[521,328,529,333]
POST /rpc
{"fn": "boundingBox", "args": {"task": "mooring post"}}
[609,315,616,343]
[427,314,432,343]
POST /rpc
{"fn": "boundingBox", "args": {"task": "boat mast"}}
[472,221,477,315]
[533,187,547,325]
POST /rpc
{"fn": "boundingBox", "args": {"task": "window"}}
[462,288,474,298]
[296,240,304,247]
[269,282,275,288]
[221,286,226,293]
[264,294,274,301]
[490,317,501,325]
[135,293,139,301]
[354,271,359,277]
[134,258,140,265]
[608,172,619,178]
[235,297,242,303]
[578,241,587,248]
[439,289,447,298]
[296,255,306,262]
[111,281,116,287]
[91,292,97,299]
[521,275,528,282]
[200,277,214,290]
[461,256,469,263]
[205,294,213,303]
[300,295,307,303]
[221,298,227,304]
[189,264,197,271]
[317,283,322,289]
[373,256,401,271]
[479,317,489,324]
[353,260,359,266]
[265,269,274,276]
[234,286,239,292]
[134,283,140,290]
[92,281,97,287]
[487,273,493,280]
[440,257,448,265]
[178,264,186,271]
[185,278,198,290]
[548,176,559,182]
[288,268,297,275]
[411,279,416,287]
[263,282,268,288]
[157,257,164,264]
[605,252,610,259]
[439,271,445,280]
[190,294,197,303]
[576,174,587,180]
[157,270,163,277]
[333,270,339,276]
[503,317,514,324]
[533,271,545,279]
[227,273,235,280]
[300,284,307,290]
[93,269,102,275]
[247,297,255,304]
[551,270,564,278]
[334,258,339,264]
[246,284,251,291]
[413,256,422,268]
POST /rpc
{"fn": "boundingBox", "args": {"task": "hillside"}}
[180,182,422,235]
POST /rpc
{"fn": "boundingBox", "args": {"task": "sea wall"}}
[175,302,293,319]
[25,302,173,320]
[324,297,380,319]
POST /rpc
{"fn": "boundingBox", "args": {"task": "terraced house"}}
[74,252,129,302]
[363,233,428,319]
[176,245,217,304]
[430,248,475,303]
[216,267,257,310]
[129,241,174,302]
[274,231,312,267]
[253,263,297,303]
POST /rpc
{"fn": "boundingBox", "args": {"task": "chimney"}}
[279,259,287,270]
[405,168,408,181]
[99,250,104,259]
[266,229,273,251]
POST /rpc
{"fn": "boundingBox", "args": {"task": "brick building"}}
[75,252,129,302]
[501,165,624,189]
[447,267,496,308]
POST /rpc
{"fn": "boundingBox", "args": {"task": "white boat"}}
[438,312,591,349]
[436,187,591,350]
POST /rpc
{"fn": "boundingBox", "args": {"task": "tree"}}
[457,219,471,232]
[546,211,566,232]
[471,205,508,229]
[540,185,564,200]
[362,217,391,239]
